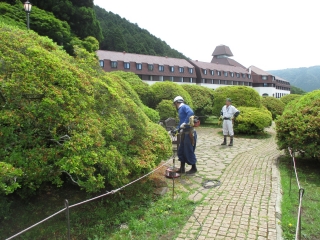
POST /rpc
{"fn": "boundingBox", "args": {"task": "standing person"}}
[220,98,240,146]
[172,96,197,174]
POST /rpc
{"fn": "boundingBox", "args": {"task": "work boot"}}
[176,161,185,173]
[229,136,234,146]
[221,136,227,145]
[186,164,197,174]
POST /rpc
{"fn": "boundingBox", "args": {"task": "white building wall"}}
[253,87,290,98]
[143,80,196,86]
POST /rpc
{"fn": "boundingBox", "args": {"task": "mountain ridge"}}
[268,65,320,92]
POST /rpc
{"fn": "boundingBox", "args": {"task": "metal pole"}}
[65,199,71,240]
[27,12,30,30]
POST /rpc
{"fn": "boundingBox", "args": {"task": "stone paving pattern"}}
[175,126,282,240]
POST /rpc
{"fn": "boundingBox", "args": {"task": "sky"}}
[93,0,319,70]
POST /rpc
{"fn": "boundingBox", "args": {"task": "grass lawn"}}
[279,156,320,240]
[0,166,199,240]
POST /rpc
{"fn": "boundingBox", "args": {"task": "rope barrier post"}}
[289,157,293,196]
[297,188,305,240]
[65,199,71,240]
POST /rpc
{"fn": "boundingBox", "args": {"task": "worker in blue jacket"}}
[173,96,197,174]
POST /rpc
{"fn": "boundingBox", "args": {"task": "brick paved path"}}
[176,126,282,240]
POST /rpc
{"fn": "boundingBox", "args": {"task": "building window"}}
[203,69,207,75]
[180,77,183,82]
[159,65,164,72]
[248,74,251,79]
[136,63,142,70]
[110,61,117,68]
[262,76,268,80]
[236,73,240,78]
[169,66,175,72]
[263,83,268,87]
[99,60,104,67]
[224,71,228,77]
[210,70,214,75]
[242,74,246,78]
[169,76,174,81]
[148,64,154,71]
[159,76,163,81]
[188,68,193,74]
[190,78,193,83]
[124,62,130,69]
[148,75,153,81]
[230,72,234,77]
[179,67,184,73]
[217,71,221,76]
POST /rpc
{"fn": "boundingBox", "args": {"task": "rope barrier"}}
[5,159,172,240]
[288,147,305,240]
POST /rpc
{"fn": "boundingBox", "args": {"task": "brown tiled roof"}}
[211,57,246,68]
[249,65,273,76]
[212,45,233,57]
[96,50,194,68]
[190,60,249,73]
[275,76,290,83]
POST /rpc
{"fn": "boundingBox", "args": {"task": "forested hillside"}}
[1,0,186,59]
[94,5,187,59]
[269,66,320,92]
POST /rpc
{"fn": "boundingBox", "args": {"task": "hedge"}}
[149,81,193,109]
[234,107,272,134]
[156,100,178,122]
[276,90,320,159]
[280,94,302,105]
[213,86,261,116]
[0,23,172,196]
[261,96,285,120]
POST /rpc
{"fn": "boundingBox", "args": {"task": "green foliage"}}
[290,85,307,94]
[156,100,178,121]
[0,2,74,54]
[141,105,160,123]
[234,107,272,134]
[0,23,172,195]
[71,36,99,53]
[213,86,262,116]
[261,96,285,120]
[0,162,23,195]
[280,94,302,105]
[94,5,187,58]
[110,71,152,106]
[276,90,320,159]
[269,66,320,92]
[181,84,214,121]
[149,81,193,109]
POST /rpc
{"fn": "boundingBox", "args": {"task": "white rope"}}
[5,158,171,240]
[295,190,304,240]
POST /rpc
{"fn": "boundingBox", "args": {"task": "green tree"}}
[290,85,307,94]
[156,100,178,121]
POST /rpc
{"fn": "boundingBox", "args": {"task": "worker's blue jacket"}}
[177,104,194,129]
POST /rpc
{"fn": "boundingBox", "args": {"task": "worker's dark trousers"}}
[178,130,197,165]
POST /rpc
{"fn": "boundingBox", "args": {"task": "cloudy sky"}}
[94,0,319,70]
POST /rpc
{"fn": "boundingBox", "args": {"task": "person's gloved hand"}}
[180,123,186,129]
[170,128,178,135]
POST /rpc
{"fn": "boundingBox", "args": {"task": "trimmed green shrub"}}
[181,84,214,121]
[261,96,285,120]
[213,86,262,116]
[280,94,302,105]
[234,107,272,134]
[110,71,152,106]
[142,105,160,123]
[276,90,320,159]
[149,81,193,109]
[156,100,178,121]
[0,23,172,195]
